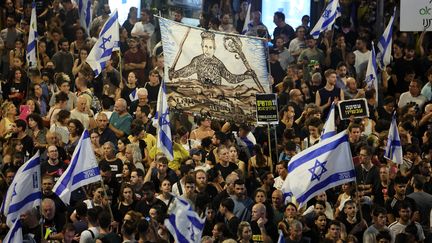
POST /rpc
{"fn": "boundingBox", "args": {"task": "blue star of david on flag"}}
[99,35,112,51]
[86,9,119,77]
[159,111,171,126]
[308,159,328,181]
[310,0,341,38]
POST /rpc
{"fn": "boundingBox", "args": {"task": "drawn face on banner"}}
[202,38,215,58]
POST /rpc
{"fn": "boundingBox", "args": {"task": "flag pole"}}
[98,177,115,221]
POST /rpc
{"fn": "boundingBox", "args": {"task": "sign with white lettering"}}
[337,98,369,120]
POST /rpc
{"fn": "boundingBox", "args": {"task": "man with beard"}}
[230,179,253,222]
[195,169,218,201]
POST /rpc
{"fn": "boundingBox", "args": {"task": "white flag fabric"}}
[165,195,205,243]
[321,102,336,140]
[277,230,285,243]
[53,130,102,204]
[129,88,138,102]
[241,3,251,34]
[86,9,119,77]
[78,0,92,35]
[310,0,341,38]
[3,219,22,243]
[286,130,356,206]
[384,112,403,164]
[377,8,395,69]
[26,1,38,68]
[365,42,379,102]
[154,80,174,161]
[0,152,41,227]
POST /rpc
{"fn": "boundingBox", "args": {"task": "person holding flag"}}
[1,151,41,228]
[377,7,396,70]
[86,8,119,77]
[310,0,341,39]
[384,112,403,165]
[26,1,37,68]
[364,41,379,102]
[53,130,102,205]
[153,79,174,161]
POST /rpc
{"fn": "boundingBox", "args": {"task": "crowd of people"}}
[0,0,430,242]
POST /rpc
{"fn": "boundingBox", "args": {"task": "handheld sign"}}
[337,98,369,120]
[256,93,279,124]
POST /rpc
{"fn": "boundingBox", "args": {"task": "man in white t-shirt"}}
[398,79,427,112]
[353,37,370,79]
[131,9,155,53]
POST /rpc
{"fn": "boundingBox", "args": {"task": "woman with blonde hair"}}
[237,221,252,243]
[0,101,17,139]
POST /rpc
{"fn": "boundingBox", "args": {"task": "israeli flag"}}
[377,8,396,69]
[286,130,355,206]
[53,130,102,204]
[277,230,285,243]
[129,88,138,102]
[384,112,403,164]
[3,219,22,243]
[154,80,174,160]
[321,102,336,140]
[241,3,251,34]
[86,9,119,77]
[281,175,293,204]
[310,0,341,38]
[365,42,378,102]
[165,195,205,243]
[1,152,41,227]
[26,1,38,68]
[78,0,92,35]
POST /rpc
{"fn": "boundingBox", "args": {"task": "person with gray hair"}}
[250,202,278,242]
[109,98,133,138]
[130,87,149,115]
[21,208,42,242]
[42,198,66,241]
[100,141,124,178]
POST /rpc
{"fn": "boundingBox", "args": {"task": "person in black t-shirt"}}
[215,145,238,180]
[41,145,68,182]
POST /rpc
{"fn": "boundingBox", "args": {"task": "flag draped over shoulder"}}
[286,130,356,206]
[1,152,41,227]
[3,219,23,243]
[154,80,174,161]
[78,0,92,35]
[310,0,341,38]
[365,42,378,102]
[321,102,336,140]
[26,1,37,68]
[53,130,102,204]
[165,195,205,243]
[384,112,403,164]
[86,9,119,77]
[377,8,396,69]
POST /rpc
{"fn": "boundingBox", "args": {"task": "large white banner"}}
[159,17,270,124]
[400,0,432,31]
